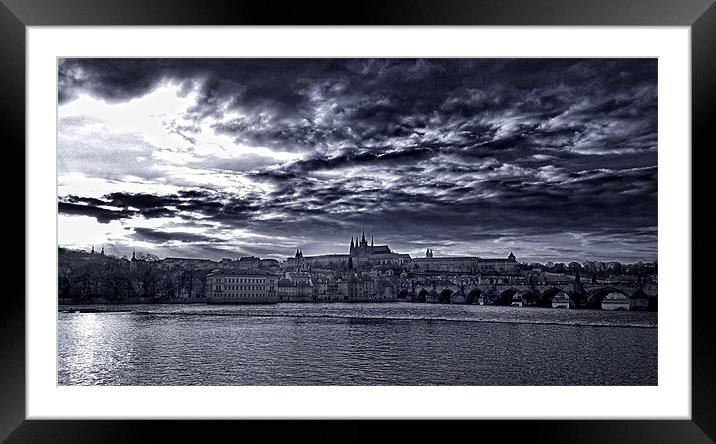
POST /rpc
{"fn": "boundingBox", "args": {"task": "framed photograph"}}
[5,0,714,441]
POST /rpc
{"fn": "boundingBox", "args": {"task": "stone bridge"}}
[396,275,657,310]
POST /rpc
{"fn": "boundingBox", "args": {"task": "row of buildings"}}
[205,269,397,304]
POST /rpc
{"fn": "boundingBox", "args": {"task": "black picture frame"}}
[3,0,713,442]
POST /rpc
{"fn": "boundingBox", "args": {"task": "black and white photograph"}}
[56,57,658,386]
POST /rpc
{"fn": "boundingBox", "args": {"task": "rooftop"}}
[208,269,280,277]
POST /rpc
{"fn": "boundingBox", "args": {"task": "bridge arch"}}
[539,288,572,308]
[498,289,523,306]
[397,289,409,300]
[587,287,631,310]
[466,289,482,305]
[417,289,429,303]
[438,289,453,304]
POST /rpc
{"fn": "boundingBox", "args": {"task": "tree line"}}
[58,248,211,302]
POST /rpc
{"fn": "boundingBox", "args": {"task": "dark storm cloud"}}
[275,146,438,175]
[58,58,657,261]
[60,192,219,222]
[58,202,132,224]
[60,59,656,153]
[59,190,264,226]
[129,227,219,244]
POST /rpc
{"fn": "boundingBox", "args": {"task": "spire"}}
[361,229,366,243]
[132,249,136,261]
[101,245,105,256]
[371,236,374,247]
[350,237,354,248]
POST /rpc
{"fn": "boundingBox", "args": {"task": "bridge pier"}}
[535,298,553,308]
[482,291,500,306]
[570,292,588,309]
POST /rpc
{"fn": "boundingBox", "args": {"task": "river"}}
[58,302,657,386]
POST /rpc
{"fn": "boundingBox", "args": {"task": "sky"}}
[57,58,657,263]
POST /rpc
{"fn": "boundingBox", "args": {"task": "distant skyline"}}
[57,58,657,263]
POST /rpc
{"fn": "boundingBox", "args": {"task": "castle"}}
[282,231,517,274]
[284,231,411,270]
[348,230,411,267]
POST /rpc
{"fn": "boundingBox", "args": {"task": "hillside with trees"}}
[58,248,212,304]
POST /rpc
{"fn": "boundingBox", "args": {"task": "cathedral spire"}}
[361,229,366,243]
[350,237,354,248]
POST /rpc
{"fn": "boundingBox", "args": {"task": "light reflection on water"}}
[58,303,657,386]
